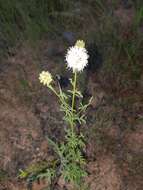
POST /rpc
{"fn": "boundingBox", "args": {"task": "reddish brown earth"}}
[0,36,143,190]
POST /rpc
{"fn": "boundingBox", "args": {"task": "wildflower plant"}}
[39,40,91,187]
[20,40,91,188]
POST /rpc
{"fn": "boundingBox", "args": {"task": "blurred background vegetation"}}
[0,0,142,48]
[0,0,143,88]
[0,0,73,55]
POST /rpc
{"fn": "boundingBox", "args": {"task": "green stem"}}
[49,85,59,98]
[71,71,77,134]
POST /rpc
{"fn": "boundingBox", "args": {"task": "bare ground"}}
[0,36,143,190]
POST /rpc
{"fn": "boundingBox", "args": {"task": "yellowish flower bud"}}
[75,40,85,48]
[39,71,53,86]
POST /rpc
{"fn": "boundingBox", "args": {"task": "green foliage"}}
[44,76,91,186]
[37,71,91,187]
[58,78,92,126]
[0,0,71,56]
[37,168,55,183]
[85,0,143,92]
[134,6,143,27]
[19,70,91,187]
[19,161,48,179]
[47,129,87,185]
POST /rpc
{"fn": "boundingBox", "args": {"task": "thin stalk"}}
[49,85,59,98]
[71,71,77,134]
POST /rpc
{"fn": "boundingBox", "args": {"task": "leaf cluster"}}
[58,79,92,126]
[47,129,87,185]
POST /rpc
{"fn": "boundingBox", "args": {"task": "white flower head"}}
[39,71,53,86]
[66,40,89,72]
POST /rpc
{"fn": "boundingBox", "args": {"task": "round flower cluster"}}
[39,71,52,86]
[65,40,89,72]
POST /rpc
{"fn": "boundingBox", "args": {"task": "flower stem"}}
[49,85,59,98]
[71,71,77,134]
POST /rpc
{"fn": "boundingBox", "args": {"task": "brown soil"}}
[0,35,143,190]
